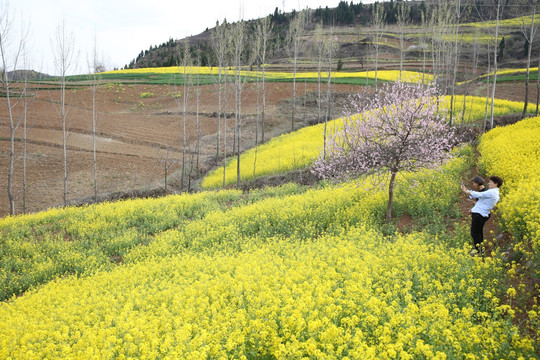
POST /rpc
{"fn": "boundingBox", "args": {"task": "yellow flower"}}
[507,287,517,298]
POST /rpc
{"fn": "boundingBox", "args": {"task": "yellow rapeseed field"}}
[464,15,540,28]
[202,96,531,189]
[2,231,533,359]
[478,116,540,273]
[101,66,432,84]
[0,138,536,358]
[459,67,540,86]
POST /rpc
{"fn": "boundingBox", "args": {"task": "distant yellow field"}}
[101,67,433,84]
[464,15,540,28]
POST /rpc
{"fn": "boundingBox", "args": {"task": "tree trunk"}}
[386,171,397,222]
[260,16,271,144]
[7,88,15,215]
[217,65,222,162]
[223,87,228,188]
[236,73,242,188]
[254,63,260,177]
[536,55,540,115]
[182,66,188,189]
[92,74,98,202]
[397,2,410,83]
[180,41,191,190]
[164,161,168,193]
[1,48,16,214]
[231,20,247,189]
[372,3,385,90]
[450,0,462,126]
[522,10,536,118]
[325,27,335,141]
[489,1,501,130]
[484,46,491,133]
[292,53,297,132]
[261,62,266,143]
[62,75,68,207]
[196,73,200,176]
[462,31,480,124]
[421,9,426,85]
[23,80,28,213]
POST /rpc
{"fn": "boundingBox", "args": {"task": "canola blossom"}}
[477,116,540,271]
[202,96,531,189]
[1,232,534,359]
[0,146,536,358]
[101,66,433,84]
[0,188,311,301]
[459,67,540,86]
[464,14,540,28]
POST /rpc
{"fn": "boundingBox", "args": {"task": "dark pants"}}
[471,212,490,250]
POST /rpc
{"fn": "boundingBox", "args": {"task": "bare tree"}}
[222,69,231,188]
[429,2,453,91]
[324,26,337,158]
[371,2,386,89]
[287,9,306,132]
[211,20,227,162]
[314,22,325,126]
[1,2,28,215]
[460,27,482,124]
[253,22,263,178]
[488,1,504,130]
[537,54,540,115]
[519,1,538,117]
[52,18,76,207]
[230,19,249,188]
[257,15,272,143]
[449,0,467,126]
[428,4,442,88]
[483,41,492,133]
[178,40,192,190]
[194,46,202,179]
[475,0,507,129]
[160,146,175,194]
[21,42,33,214]
[420,9,427,85]
[88,33,101,202]
[397,1,411,82]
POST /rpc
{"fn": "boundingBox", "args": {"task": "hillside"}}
[124,2,427,69]
[6,70,52,81]
[124,1,534,72]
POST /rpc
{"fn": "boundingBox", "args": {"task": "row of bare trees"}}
[0,1,27,215]
[204,12,340,186]
[1,2,104,216]
[369,0,540,130]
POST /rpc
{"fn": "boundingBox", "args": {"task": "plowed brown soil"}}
[1,80,361,216]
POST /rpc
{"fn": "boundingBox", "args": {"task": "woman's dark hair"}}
[489,176,503,188]
[471,176,484,186]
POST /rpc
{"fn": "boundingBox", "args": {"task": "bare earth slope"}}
[0,80,364,216]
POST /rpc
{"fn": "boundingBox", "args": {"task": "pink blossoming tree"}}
[312,82,457,222]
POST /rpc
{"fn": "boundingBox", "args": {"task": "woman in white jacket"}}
[460,176,504,255]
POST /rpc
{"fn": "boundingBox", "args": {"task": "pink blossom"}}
[312,82,458,220]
